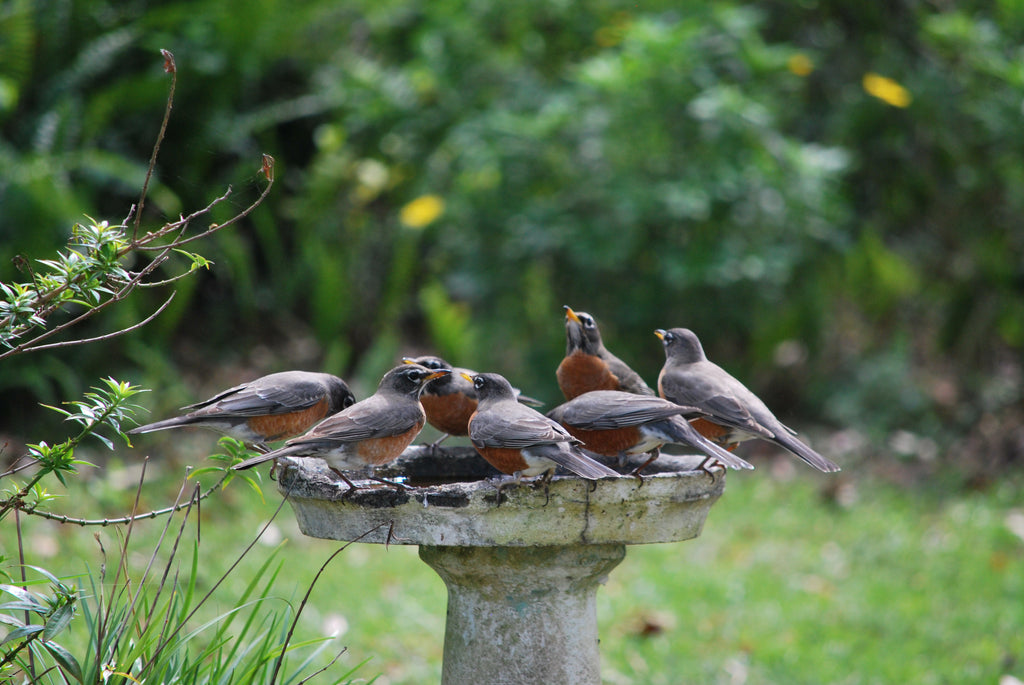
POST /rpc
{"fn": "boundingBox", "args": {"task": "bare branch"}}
[129,187,234,252]
[15,469,229,527]
[18,292,175,354]
[134,50,177,242]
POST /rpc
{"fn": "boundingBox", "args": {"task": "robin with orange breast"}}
[556,306,655,400]
[129,371,355,451]
[546,390,754,476]
[655,328,841,473]
[232,364,451,490]
[464,372,620,489]
[401,355,542,448]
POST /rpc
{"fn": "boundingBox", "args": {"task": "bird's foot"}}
[697,457,726,481]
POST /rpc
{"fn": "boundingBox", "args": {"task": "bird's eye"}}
[425,359,442,369]
[581,315,596,329]
[473,376,485,390]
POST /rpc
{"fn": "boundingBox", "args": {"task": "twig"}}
[16,469,229,526]
[14,509,36,680]
[134,50,176,242]
[138,484,293,675]
[269,521,393,685]
[0,455,39,479]
[20,292,175,354]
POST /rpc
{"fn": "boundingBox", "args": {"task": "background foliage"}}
[2,1,1022,474]
[2,2,1023,683]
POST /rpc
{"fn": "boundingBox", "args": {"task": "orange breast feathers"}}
[420,392,478,436]
[354,421,425,465]
[556,352,621,400]
[472,445,532,475]
[688,417,739,450]
[560,424,643,457]
[245,399,331,442]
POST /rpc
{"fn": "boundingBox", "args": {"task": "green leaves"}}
[0,572,81,681]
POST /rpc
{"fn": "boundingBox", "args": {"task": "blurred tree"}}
[2,0,1021,471]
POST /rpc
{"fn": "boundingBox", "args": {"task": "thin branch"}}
[18,292,175,354]
[0,455,40,479]
[270,521,391,685]
[14,509,36,681]
[128,187,233,252]
[16,469,229,526]
[134,50,176,242]
[138,485,293,675]
[296,648,348,685]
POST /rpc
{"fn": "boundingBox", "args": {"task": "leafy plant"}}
[1,49,361,684]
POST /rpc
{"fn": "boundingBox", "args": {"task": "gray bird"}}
[232,364,450,489]
[556,306,655,400]
[129,371,355,450]
[465,372,620,484]
[547,390,754,475]
[655,328,840,473]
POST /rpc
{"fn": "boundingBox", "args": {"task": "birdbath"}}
[276,446,725,685]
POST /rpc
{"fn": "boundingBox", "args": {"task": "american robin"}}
[401,355,543,447]
[129,371,356,451]
[556,306,655,400]
[546,390,754,475]
[655,328,841,473]
[232,364,451,489]
[464,372,620,486]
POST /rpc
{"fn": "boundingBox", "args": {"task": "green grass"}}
[4,452,1022,684]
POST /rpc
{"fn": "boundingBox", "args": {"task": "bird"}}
[401,355,542,448]
[546,390,754,475]
[128,371,356,451]
[465,372,620,490]
[655,328,841,473]
[556,306,655,400]
[232,363,451,489]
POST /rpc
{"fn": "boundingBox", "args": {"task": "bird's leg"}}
[329,467,360,495]
[533,469,555,506]
[629,448,661,483]
[427,433,451,456]
[696,456,726,481]
[490,472,522,506]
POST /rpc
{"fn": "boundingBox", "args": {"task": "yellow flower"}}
[400,194,445,229]
[863,73,912,108]
[787,53,814,77]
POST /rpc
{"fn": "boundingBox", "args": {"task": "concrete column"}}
[419,544,626,685]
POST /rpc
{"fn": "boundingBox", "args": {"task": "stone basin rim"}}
[274,449,727,547]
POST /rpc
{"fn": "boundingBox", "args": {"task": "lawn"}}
[5,448,1022,684]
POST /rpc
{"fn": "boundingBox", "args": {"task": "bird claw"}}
[697,457,726,481]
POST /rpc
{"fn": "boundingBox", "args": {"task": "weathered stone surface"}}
[274,446,727,685]
[275,448,724,547]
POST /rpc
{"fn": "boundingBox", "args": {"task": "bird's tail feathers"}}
[775,433,841,473]
[665,417,754,470]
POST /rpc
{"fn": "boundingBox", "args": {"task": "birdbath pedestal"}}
[276,447,725,685]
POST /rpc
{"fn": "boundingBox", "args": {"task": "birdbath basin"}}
[276,446,725,685]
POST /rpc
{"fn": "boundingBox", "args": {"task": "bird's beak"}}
[563,305,582,324]
[425,369,451,381]
[654,329,666,340]
[401,357,416,365]
[460,372,475,383]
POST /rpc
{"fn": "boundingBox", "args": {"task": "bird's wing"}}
[471,404,576,449]
[556,392,687,430]
[526,443,619,479]
[604,353,656,396]
[293,395,421,444]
